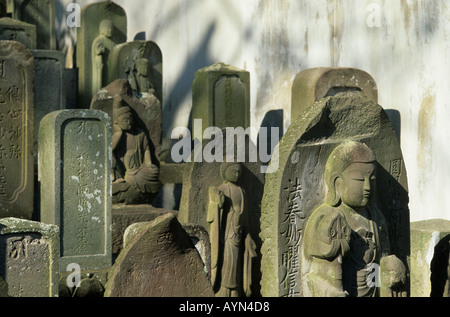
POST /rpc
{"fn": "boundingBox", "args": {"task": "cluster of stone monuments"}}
[0,0,448,298]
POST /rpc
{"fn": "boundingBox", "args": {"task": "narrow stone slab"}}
[31,49,66,156]
[192,62,250,135]
[0,41,35,219]
[7,0,56,50]
[0,217,59,297]
[39,109,112,272]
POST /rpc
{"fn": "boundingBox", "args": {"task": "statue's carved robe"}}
[112,128,158,195]
[208,183,256,297]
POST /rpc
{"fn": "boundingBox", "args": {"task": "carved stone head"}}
[220,162,242,184]
[136,57,149,77]
[99,19,113,38]
[325,141,377,209]
[113,98,133,132]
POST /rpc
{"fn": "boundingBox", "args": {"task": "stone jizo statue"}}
[302,141,407,297]
[112,97,160,204]
[124,56,156,96]
[207,162,257,297]
[92,19,115,95]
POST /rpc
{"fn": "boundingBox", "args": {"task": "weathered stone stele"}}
[31,49,66,157]
[0,17,36,49]
[0,41,35,219]
[39,109,112,272]
[108,40,163,103]
[77,0,127,108]
[192,62,250,136]
[260,68,410,297]
[410,219,450,297]
[6,0,56,50]
[104,213,214,297]
[0,217,59,297]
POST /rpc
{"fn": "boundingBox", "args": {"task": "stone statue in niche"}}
[124,55,156,96]
[302,141,407,297]
[92,19,115,95]
[207,162,257,297]
[112,96,160,204]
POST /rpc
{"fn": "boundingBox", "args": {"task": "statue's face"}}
[224,164,241,183]
[338,162,376,209]
[100,20,113,37]
[117,112,133,131]
[137,59,149,76]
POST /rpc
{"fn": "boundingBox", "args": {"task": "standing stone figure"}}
[302,141,407,297]
[207,162,257,297]
[125,56,156,96]
[112,97,160,204]
[92,19,115,95]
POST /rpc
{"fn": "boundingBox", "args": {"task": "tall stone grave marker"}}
[39,109,112,272]
[31,49,66,157]
[0,217,59,297]
[260,68,410,297]
[192,62,250,136]
[0,17,36,49]
[77,0,127,108]
[6,0,56,50]
[108,40,163,104]
[0,41,34,219]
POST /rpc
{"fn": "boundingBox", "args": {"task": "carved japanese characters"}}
[39,109,112,271]
[0,217,59,297]
[0,41,35,219]
[208,162,257,297]
[302,141,407,297]
[260,68,410,297]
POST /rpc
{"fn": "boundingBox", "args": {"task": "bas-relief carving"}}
[302,141,407,297]
[109,41,163,103]
[112,97,160,204]
[92,19,116,96]
[124,55,155,96]
[207,162,257,297]
[77,1,127,108]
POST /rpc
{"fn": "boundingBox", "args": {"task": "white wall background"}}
[56,0,450,222]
